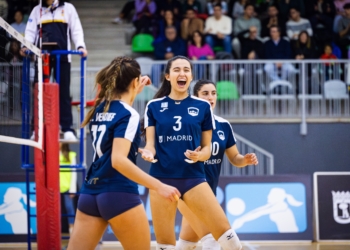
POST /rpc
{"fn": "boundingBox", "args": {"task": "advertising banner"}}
[314,172,350,241]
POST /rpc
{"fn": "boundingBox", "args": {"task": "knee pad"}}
[217,229,242,250]
[201,234,220,250]
[175,238,197,250]
[157,243,176,250]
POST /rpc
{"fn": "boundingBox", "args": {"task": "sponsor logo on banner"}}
[0,183,37,234]
[188,107,199,116]
[332,191,350,224]
[225,183,307,233]
[217,130,225,140]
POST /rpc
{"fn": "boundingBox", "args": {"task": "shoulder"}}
[214,115,231,127]
[146,97,167,108]
[190,95,211,107]
[222,15,232,21]
[119,102,140,119]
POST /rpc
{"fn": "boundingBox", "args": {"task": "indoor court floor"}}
[1,242,350,250]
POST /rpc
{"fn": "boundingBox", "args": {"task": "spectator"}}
[154,25,186,59]
[338,3,350,58]
[286,7,313,43]
[154,9,180,43]
[240,26,264,59]
[204,3,232,53]
[182,0,203,15]
[277,0,305,18]
[207,0,228,15]
[333,0,350,32]
[232,0,249,19]
[233,3,261,37]
[22,0,88,141]
[0,0,8,21]
[181,8,204,40]
[6,39,22,63]
[306,0,335,31]
[320,44,338,80]
[112,0,135,24]
[133,0,157,34]
[293,30,317,59]
[261,4,285,38]
[264,25,295,81]
[156,0,182,19]
[11,10,26,36]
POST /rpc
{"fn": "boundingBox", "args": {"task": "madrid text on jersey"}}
[158,135,193,143]
[204,158,222,165]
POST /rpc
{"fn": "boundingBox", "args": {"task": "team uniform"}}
[78,100,142,220]
[204,115,236,195]
[25,1,85,132]
[144,95,215,195]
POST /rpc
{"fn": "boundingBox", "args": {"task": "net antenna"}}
[0,17,43,149]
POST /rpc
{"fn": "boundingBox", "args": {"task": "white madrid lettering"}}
[204,159,222,165]
[166,135,193,141]
[95,112,116,122]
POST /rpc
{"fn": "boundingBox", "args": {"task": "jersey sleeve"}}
[144,102,156,128]
[226,123,236,149]
[114,112,140,142]
[202,103,216,131]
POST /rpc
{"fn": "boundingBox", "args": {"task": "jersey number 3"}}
[173,116,182,131]
[91,124,106,160]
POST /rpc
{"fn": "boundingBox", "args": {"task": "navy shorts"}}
[77,192,142,221]
[157,178,206,198]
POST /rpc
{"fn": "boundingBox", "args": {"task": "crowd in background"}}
[114,0,350,63]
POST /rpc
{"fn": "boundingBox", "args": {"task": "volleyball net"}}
[0,17,43,149]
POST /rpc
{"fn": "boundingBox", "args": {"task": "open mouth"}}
[177,80,186,87]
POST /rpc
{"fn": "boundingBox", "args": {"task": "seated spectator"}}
[156,0,182,19]
[154,9,180,43]
[277,0,305,19]
[286,7,313,44]
[293,31,317,59]
[113,0,135,24]
[133,0,157,34]
[188,30,215,79]
[320,44,338,80]
[240,26,264,59]
[264,25,295,81]
[305,0,335,32]
[6,39,22,63]
[188,30,215,60]
[181,8,204,40]
[338,3,350,58]
[182,0,203,15]
[204,3,232,53]
[153,25,187,59]
[207,0,228,15]
[333,0,350,33]
[234,3,261,37]
[261,4,286,38]
[232,0,249,19]
[10,10,26,36]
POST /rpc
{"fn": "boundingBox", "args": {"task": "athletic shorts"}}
[77,192,142,221]
[157,178,206,198]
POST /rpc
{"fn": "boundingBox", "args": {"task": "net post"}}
[34,82,61,250]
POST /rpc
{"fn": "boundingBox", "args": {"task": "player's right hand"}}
[157,183,181,202]
[138,148,155,163]
[20,47,28,57]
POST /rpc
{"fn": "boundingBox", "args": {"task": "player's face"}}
[197,83,217,109]
[167,59,192,94]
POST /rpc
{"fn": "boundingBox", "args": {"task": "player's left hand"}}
[244,153,258,165]
[78,48,88,57]
[138,148,156,163]
[184,146,201,163]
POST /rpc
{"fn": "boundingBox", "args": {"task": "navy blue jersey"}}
[205,115,236,194]
[144,95,215,178]
[80,100,141,194]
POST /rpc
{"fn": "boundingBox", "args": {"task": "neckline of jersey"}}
[166,95,191,103]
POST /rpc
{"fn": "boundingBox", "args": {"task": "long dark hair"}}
[61,143,70,162]
[82,56,141,127]
[297,30,311,49]
[190,30,205,47]
[153,55,193,99]
[193,79,216,96]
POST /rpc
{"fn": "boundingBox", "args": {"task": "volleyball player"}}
[176,80,258,250]
[139,56,242,250]
[67,57,180,250]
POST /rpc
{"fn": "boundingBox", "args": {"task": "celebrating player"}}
[176,79,258,250]
[67,57,180,250]
[140,56,243,250]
